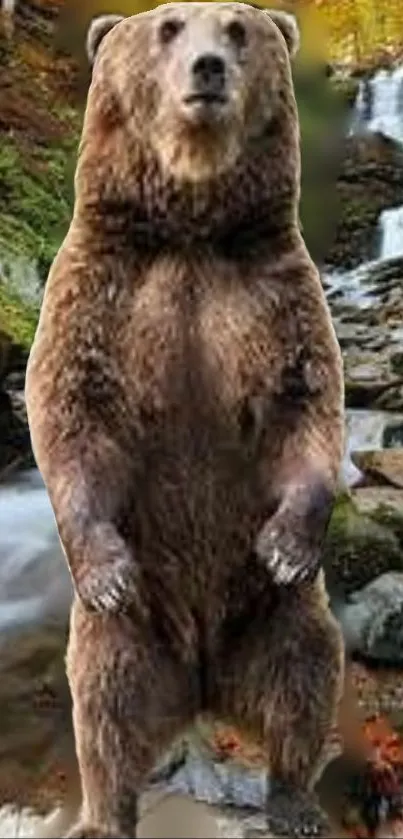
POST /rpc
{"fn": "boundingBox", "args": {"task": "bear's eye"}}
[159,18,183,45]
[225,19,247,49]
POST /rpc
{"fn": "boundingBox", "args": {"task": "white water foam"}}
[0,470,72,635]
[379,205,403,260]
[352,66,403,145]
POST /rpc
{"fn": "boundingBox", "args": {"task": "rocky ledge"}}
[325,255,403,412]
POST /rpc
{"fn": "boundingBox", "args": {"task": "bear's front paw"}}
[255,516,322,586]
[75,522,145,616]
[255,479,333,587]
[267,783,332,838]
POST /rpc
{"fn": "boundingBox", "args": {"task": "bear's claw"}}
[74,523,146,617]
[267,782,332,838]
[255,520,321,586]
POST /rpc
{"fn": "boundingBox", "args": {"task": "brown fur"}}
[26,4,346,836]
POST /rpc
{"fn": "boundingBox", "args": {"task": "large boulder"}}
[339,572,403,665]
[323,490,403,598]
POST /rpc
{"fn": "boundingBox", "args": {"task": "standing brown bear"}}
[25,3,345,837]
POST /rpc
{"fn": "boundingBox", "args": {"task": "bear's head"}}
[77,2,301,247]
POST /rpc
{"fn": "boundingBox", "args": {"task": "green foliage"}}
[0,135,77,281]
[0,283,39,350]
[294,62,352,262]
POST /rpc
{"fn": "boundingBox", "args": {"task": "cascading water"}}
[323,65,403,487]
[379,205,403,260]
[0,469,72,635]
[350,65,403,261]
[327,64,403,300]
[352,66,403,146]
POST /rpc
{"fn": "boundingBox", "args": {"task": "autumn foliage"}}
[53,0,403,70]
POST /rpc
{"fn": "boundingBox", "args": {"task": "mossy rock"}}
[370,504,403,553]
[323,492,403,597]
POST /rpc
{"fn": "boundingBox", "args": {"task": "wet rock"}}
[352,486,403,518]
[375,385,403,411]
[351,449,403,488]
[339,572,403,664]
[345,378,403,410]
[0,332,32,477]
[148,733,268,811]
[0,385,32,477]
[323,492,403,597]
[144,725,338,839]
[325,256,403,410]
[210,808,273,838]
[391,351,403,376]
[346,409,403,454]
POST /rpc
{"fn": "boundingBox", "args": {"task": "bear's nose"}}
[192,53,226,95]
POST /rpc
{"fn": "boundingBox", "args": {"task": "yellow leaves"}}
[309,0,403,66]
[57,0,403,67]
[294,4,329,66]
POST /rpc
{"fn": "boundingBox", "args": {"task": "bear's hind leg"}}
[211,571,344,838]
[65,600,199,839]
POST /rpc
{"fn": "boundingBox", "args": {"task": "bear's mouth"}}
[183,92,227,106]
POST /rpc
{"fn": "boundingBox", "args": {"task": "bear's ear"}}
[266,10,300,58]
[86,14,124,65]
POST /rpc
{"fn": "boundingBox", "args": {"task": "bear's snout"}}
[190,52,226,101]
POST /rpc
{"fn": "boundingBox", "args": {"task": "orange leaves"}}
[343,715,403,839]
[363,715,403,771]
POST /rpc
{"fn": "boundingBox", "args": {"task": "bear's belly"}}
[123,262,285,589]
[130,404,272,625]
[126,346,282,603]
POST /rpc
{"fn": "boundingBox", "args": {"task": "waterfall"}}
[327,64,403,292]
[349,66,403,260]
[352,66,403,146]
[379,205,403,260]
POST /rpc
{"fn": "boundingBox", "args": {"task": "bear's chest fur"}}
[121,253,289,430]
